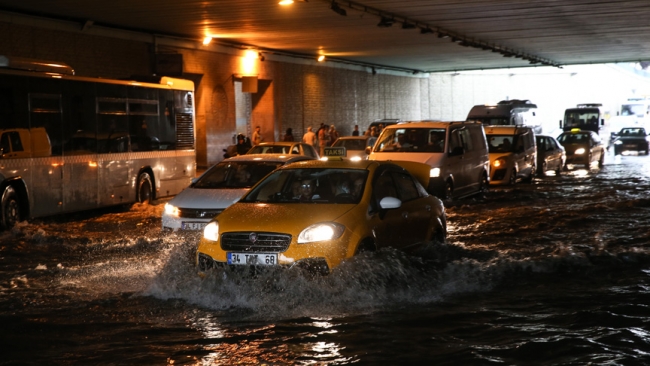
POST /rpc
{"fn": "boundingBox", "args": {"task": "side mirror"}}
[379,196,401,210]
[365,146,372,154]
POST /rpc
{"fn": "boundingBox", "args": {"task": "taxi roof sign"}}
[323,146,346,160]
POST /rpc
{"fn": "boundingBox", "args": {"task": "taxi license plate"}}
[227,252,278,266]
[181,222,207,231]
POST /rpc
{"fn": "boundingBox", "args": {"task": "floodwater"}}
[1,151,650,365]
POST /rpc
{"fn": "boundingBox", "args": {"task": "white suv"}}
[367,121,490,200]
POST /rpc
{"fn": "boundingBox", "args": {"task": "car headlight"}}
[493,157,507,168]
[614,140,623,145]
[203,221,219,241]
[164,203,179,217]
[574,148,586,155]
[298,222,345,243]
[430,167,440,178]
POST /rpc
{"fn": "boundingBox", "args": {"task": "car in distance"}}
[535,134,566,176]
[484,126,537,184]
[196,159,447,275]
[329,136,374,161]
[247,141,320,159]
[611,127,650,155]
[556,128,605,169]
[367,121,489,200]
[162,154,315,232]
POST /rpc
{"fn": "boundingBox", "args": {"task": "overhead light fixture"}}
[330,2,347,16]
[317,55,325,62]
[377,17,394,28]
[279,0,294,5]
[202,36,213,46]
[437,32,449,39]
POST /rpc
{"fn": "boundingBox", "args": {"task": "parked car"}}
[484,126,537,184]
[556,128,605,168]
[535,134,566,176]
[329,135,374,161]
[367,121,489,200]
[196,159,446,275]
[611,127,650,155]
[162,154,315,231]
[247,141,320,159]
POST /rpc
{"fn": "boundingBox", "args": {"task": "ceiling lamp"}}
[377,17,394,28]
[317,55,326,62]
[202,36,212,46]
[330,2,347,16]
[279,0,294,4]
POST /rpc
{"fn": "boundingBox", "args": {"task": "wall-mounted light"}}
[331,2,347,16]
[317,55,326,62]
[202,36,212,46]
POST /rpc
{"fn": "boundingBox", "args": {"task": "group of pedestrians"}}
[301,123,342,156]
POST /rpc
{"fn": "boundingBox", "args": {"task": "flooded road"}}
[1,151,650,365]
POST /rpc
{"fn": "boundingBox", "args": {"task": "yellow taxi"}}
[196,158,446,275]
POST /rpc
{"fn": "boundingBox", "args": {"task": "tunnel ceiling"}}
[1,0,649,73]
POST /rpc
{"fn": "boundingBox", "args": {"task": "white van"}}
[467,99,542,134]
[367,121,490,200]
[483,126,537,185]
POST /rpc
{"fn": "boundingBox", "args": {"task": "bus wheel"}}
[137,172,153,205]
[1,186,20,230]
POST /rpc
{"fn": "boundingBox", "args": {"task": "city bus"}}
[0,56,196,229]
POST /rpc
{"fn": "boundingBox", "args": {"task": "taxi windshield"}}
[242,168,368,204]
[193,161,282,189]
[487,135,516,153]
[557,133,589,144]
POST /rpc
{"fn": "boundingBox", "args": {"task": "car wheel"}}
[478,173,489,197]
[538,161,547,177]
[137,172,153,204]
[433,215,447,243]
[443,180,453,201]
[598,151,605,168]
[523,165,535,183]
[509,169,517,185]
[1,186,21,230]
[355,239,376,255]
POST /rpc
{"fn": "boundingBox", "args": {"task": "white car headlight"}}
[164,203,179,217]
[203,221,219,241]
[298,222,345,243]
[574,147,586,155]
[430,167,440,178]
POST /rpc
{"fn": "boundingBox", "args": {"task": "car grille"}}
[178,208,223,219]
[221,232,292,252]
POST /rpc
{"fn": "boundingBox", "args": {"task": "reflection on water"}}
[1,150,650,364]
